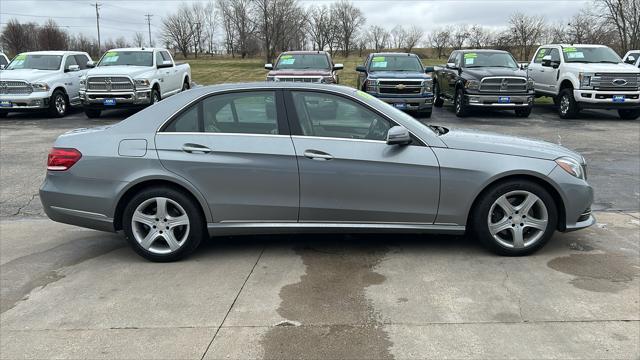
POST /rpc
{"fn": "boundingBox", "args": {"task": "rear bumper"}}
[464,93,534,108]
[574,89,640,109]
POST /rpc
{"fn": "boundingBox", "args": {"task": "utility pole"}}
[145,14,153,47]
[195,22,201,58]
[92,2,102,51]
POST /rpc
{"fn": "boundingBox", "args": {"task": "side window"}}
[164,105,199,132]
[202,91,278,134]
[160,51,172,63]
[534,48,549,63]
[454,52,463,67]
[64,55,78,69]
[549,48,561,62]
[74,55,90,69]
[447,51,457,64]
[155,52,163,66]
[291,91,392,141]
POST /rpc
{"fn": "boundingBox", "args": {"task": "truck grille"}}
[591,73,638,91]
[275,76,322,83]
[0,80,32,95]
[479,77,527,93]
[377,79,423,95]
[87,76,134,91]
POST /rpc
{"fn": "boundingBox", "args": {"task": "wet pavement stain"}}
[261,236,394,360]
[547,253,639,293]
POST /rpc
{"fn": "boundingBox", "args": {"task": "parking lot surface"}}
[1,105,639,359]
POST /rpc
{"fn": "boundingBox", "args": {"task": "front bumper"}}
[80,89,152,109]
[547,165,595,232]
[0,93,50,111]
[369,92,434,112]
[573,89,640,109]
[464,93,534,108]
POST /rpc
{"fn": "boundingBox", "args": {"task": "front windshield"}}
[368,55,423,72]
[275,54,330,70]
[463,52,519,68]
[98,51,153,66]
[562,46,621,63]
[6,54,62,70]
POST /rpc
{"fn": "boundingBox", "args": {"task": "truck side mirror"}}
[86,60,95,68]
[424,66,434,73]
[356,65,366,72]
[157,60,173,69]
[446,62,458,70]
[333,63,343,71]
[264,63,273,70]
[65,65,80,72]
[625,55,636,64]
[520,63,529,70]
[541,55,559,68]
[0,65,5,70]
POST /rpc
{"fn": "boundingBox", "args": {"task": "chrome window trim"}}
[157,132,289,138]
[291,135,386,144]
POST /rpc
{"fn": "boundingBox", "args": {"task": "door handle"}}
[182,143,211,154]
[303,149,333,160]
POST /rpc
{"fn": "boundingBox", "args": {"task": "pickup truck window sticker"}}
[535,49,547,60]
[280,55,293,59]
[465,58,475,65]
[103,52,119,63]
[372,56,386,62]
[464,53,478,59]
[12,54,26,66]
[563,47,577,53]
[566,52,585,59]
[280,58,295,65]
[372,61,388,68]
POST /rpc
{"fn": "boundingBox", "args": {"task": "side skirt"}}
[206,222,465,236]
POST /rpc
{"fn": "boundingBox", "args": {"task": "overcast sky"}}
[0,0,591,45]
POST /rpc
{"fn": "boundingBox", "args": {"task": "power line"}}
[145,14,153,47]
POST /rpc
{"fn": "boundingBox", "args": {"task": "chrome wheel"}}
[55,95,66,115]
[559,95,570,115]
[131,197,190,254]
[455,92,461,113]
[488,190,549,249]
[153,91,160,103]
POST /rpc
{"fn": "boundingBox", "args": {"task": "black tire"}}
[150,88,161,105]
[515,107,532,118]
[470,179,558,256]
[552,96,560,107]
[0,111,7,118]
[48,90,68,118]
[618,109,640,120]
[454,87,469,117]
[122,186,205,262]
[433,81,444,108]
[182,79,190,91]
[84,109,101,118]
[558,88,579,119]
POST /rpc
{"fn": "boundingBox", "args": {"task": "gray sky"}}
[0,0,591,45]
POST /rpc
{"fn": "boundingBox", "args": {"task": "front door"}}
[155,90,299,223]
[286,90,440,224]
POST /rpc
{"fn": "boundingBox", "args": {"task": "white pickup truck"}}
[80,47,191,118]
[529,44,640,120]
[0,51,93,118]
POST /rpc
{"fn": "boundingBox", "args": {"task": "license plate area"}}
[0,100,13,108]
[612,95,625,103]
[103,98,117,106]
[498,96,511,103]
[394,103,406,109]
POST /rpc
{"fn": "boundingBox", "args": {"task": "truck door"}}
[62,55,82,103]
[161,50,181,92]
[529,47,560,95]
[443,51,460,98]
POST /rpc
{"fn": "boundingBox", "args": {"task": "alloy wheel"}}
[487,190,549,249]
[131,197,190,254]
[560,95,570,115]
[55,95,66,115]
[455,92,461,113]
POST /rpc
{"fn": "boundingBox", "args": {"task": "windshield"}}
[6,54,62,70]
[368,55,423,72]
[98,51,153,67]
[275,54,330,70]
[463,52,519,68]
[562,46,621,63]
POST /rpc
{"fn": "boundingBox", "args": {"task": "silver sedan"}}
[40,83,594,261]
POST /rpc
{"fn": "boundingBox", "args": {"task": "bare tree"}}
[467,24,491,49]
[403,25,423,52]
[367,25,390,52]
[162,3,194,58]
[226,0,258,58]
[114,36,129,48]
[255,0,307,63]
[449,24,469,50]
[38,19,69,50]
[390,25,406,49]
[204,1,217,54]
[595,0,640,52]
[217,0,236,56]
[190,2,207,58]
[331,0,365,57]
[1,19,38,55]
[508,12,546,61]
[308,5,332,51]
[133,32,145,47]
[428,28,451,59]
[70,33,100,58]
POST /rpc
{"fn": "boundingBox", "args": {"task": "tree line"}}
[1,0,638,61]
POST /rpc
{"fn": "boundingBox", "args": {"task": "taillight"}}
[47,148,82,171]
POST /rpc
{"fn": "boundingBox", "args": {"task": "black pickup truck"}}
[432,49,535,117]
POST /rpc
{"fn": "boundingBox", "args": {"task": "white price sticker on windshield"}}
[567,52,585,59]
[280,58,295,65]
[372,61,387,68]
[465,58,475,65]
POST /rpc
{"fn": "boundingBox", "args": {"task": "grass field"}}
[184,56,552,104]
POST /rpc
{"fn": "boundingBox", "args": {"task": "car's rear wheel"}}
[454,87,468,117]
[558,88,578,119]
[182,79,190,91]
[48,90,68,118]
[471,180,557,256]
[515,107,532,118]
[122,187,205,262]
[84,109,101,118]
[618,109,640,120]
[433,81,444,108]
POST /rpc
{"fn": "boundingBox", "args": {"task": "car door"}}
[154,51,172,97]
[155,89,299,223]
[62,55,82,102]
[161,50,181,92]
[286,90,440,224]
[530,47,560,94]
[443,51,460,98]
[357,54,371,90]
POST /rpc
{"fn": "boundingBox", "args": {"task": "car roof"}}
[18,51,87,56]
[370,52,418,57]
[544,44,608,48]
[108,48,163,52]
[280,51,328,55]
[459,49,509,54]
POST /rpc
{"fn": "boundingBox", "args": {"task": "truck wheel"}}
[454,88,469,117]
[0,111,8,118]
[558,88,578,119]
[182,80,190,91]
[515,107,532,118]
[433,82,444,108]
[151,88,161,104]
[618,109,640,120]
[84,109,101,118]
[48,90,68,118]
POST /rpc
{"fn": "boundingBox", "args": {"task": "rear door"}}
[155,89,299,223]
[285,89,440,224]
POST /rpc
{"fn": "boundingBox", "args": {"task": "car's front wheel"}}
[558,88,578,119]
[618,109,640,120]
[471,179,557,256]
[48,90,68,117]
[454,87,469,117]
[433,81,444,108]
[122,187,205,262]
[515,107,532,118]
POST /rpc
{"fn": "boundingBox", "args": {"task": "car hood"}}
[268,69,332,76]
[563,62,640,73]
[439,128,583,162]
[86,65,154,78]
[462,67,528,78]
[0,69,61,83]
[368,71,430,79]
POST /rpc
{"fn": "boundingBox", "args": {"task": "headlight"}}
[555,157,585,180]
[423,79,433,93]
[31,83,49,92]
[465,80,480,90]
[579,72,592,89]
[366,79,378,89]
[527,78,535,90]
[134,79,150,87]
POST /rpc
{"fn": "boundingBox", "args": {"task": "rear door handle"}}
[303,149,333,160]
[182,143,211,154]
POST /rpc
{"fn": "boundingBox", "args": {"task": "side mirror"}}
[86,60,95,68]
[157,60,173,69]
[446,62,458,70]
[424,66,434,73]
[356,65,366,72]
[66,64,80,72]
[0,65,5,70]
[264,63,273,70]
[386,126,412,146]
[333,63,343,71]
[625,55,636,64]
[520,63,529,70]
[541,55,559,68]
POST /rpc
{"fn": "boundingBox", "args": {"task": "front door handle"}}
[303,149,333,160]
[182,143,211,154]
